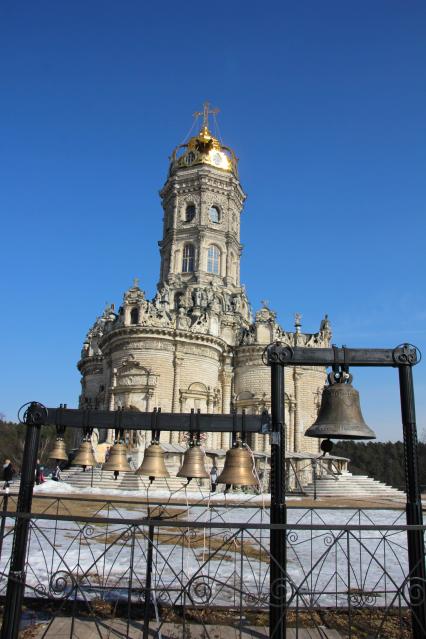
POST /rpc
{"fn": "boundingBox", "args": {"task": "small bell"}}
[49,438,68,462]
[217,442,258,487]
[102,442,132,476]
[177,442,209,481]
[71,440,97,470]
[136,441,170,481]
[305,373,376,440]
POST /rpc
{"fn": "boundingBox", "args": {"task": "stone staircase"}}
[303,471,405,501]
[58,466,206,493]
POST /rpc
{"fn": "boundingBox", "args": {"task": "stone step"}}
[304,474,405,500]
[59,468,206,492]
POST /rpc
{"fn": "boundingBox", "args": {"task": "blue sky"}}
[1,1,425,440]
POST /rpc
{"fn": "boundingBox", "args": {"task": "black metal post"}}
[0,493,9,565]
[398,364,426,638]
[269,362,286,638]
[142,516,155,639]
[312,459,317,501]
[1,403,43,639]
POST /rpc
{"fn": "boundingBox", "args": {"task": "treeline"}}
[333,440,426,490]
[0,418,74,471]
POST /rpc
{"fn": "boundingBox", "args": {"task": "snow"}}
[0,492,412,610]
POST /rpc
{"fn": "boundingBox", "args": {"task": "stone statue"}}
[193,288,203,307]
[160,284,170,309]
[232,295,241,312]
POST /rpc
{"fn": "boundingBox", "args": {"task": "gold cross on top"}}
[194,101,219,131]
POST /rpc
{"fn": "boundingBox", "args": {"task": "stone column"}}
[171,242,178,274]
[124,305,130,326]
[289,400,296,453]
[106,369,117,444]
[293,368,302,452]
[197,232,205,273]
[225,241,231,280]
[221,365,233,449]
[171,354,183,443]
[146,390,154,413]
[206,389,216,449]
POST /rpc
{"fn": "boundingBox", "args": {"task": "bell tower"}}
[158,104,246,296]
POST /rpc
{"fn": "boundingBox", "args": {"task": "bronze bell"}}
[305,378,376,440]
[49,438,68,462]
[217,442,258,486]
[71,440,97,468]
[136,442,170,480]
[177,443,209,480]
[102,443,132,473]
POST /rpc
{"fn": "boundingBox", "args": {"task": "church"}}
[77,104,336,482]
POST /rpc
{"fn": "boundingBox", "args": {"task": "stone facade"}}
[77,117,332,467]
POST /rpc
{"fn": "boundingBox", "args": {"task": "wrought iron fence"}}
[0,493,423,638]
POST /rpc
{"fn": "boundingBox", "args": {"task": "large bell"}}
[217,443,258,486]
[136,442,170,480]
[71,440,97,468]
[102,443,132,473]
[305,380,376,440]
[177,443,209,480]
[49,438,68,462]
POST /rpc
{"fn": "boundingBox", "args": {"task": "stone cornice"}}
[160,168,246,204]
[77,354,104,373]
[99,325,229,355]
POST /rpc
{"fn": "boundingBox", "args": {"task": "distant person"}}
[105,447,111,462]
[2,459,14,489]
[35,459,42,485]
[52,464,61,482]
[210,464,218,493]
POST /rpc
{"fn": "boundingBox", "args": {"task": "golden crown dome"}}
[169,103,238,177]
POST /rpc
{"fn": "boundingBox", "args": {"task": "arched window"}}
[182,244,195,272]
[207,245,220,274]
[130,307,139,325]
[209,205,220,223]
[185,204,196,222]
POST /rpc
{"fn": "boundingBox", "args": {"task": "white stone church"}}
[77,106,336,479]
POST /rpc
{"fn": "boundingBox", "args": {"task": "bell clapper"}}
[320,438,334,456]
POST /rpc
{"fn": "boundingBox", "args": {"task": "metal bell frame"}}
[6,344,424,639]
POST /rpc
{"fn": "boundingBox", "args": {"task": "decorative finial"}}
[294,312,302,333]
[261,299,269,309]
[194,101,219,132]
[320,314,331,332]
[133,277,139,289]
